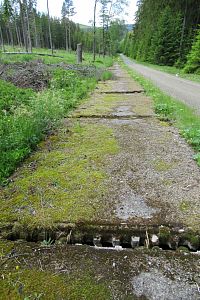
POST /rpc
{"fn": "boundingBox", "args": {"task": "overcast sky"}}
[36,0,137,25]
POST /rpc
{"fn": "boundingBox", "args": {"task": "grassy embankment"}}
[120,59,200,166]
[0,49,113,185]
[126,59,200,84]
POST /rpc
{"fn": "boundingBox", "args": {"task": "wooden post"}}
[77,43,82,64]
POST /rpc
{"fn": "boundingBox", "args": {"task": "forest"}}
[122,0,200,74]
[0,0,127,56]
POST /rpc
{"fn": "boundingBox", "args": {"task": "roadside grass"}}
[120,59,200,166]
[126,58,200,84]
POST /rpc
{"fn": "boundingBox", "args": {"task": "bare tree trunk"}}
[19,1,28,52]
[8,22,14,49]
[24,0,32,52]
[0,25,5,52]
[102,5,106,58]
[103,25,105,57]
[6,27,10,45]
[65,20,69,51]
[47,0,53,54]
[179,0,188,60]
[14,17,21,47]
[68,20,71,52]
[93,0,98,61]
[33,12,39,48]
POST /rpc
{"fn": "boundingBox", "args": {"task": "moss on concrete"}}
[179,200,191,212]
[159,121,171,127]
[0,240,15,258]
[0,269,111,300]
[0,122,119,228]
[159,226,171,243]
[153,159,176,172]
[73,94,121,116]
[73,93,153,117]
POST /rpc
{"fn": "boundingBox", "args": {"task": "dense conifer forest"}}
[122,0,200,73]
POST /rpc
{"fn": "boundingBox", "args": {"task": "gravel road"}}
[121,54,200,112]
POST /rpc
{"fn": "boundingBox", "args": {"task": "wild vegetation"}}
[0,50,113,185]
[121,0,200,73]
[0,0,129,184]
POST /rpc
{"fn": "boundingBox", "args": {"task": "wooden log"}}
[2,52,64,58]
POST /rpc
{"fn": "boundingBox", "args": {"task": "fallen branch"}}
[2,52,64,58]
[0,253,30,267]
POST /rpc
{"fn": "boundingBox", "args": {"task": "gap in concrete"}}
[68,115,154,120]
[3,223,200,252]
[100,91,144,94]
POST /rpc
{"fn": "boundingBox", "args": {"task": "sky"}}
[37,0,138,25]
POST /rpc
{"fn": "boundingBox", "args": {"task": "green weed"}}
[100,71,113,81]
[155,103,175,120]
[40,238,54,247]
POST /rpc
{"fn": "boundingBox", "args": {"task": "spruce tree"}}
[184,29,200,74]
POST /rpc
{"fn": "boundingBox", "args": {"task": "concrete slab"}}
[1,63,200,299]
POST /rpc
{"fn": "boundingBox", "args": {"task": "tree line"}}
[0,0,128,58]
[121,0,200,72]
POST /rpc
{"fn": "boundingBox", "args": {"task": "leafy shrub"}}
[181,127,200,151]
[100,71,113,81]
[155,103,175,119]
[0,80,34,114]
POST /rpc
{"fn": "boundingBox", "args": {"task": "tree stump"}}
[77,43,82,64]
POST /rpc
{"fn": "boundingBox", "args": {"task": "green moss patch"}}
[0,269,111,300]
[73,94,120,116]
[73,93,153,117]
[153,159,176,172]
[179,200,191,212]
[0,122,119,228]
[0,240,15,258]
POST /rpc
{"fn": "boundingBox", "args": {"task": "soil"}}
[0,61,99,91]
[0,61,51,90]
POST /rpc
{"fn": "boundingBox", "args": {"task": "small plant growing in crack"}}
[40,237,54,247]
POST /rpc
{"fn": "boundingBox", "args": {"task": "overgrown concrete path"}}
[1,64,200,299]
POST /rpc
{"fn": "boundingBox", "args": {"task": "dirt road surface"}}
[121,54,200,113]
